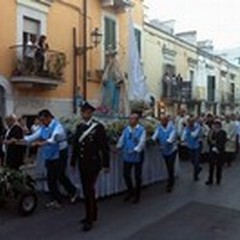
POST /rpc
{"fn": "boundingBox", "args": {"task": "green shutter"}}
[104,17,116,52]
[134,28,141,56]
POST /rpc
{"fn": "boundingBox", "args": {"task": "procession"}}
[2,0,240,239]
[1,104,240,232]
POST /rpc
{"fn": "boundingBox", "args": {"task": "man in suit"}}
[71,102,110,232]
[3,115,24,170]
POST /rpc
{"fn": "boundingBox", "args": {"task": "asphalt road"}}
[1,159,240,240]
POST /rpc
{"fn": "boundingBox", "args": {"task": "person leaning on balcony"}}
[23,109,77,209]
[24,34,38,74]
[70,102,110,232]
[117,113,146,204]
[35,35,49,73]
[2,114,25,170]
[152,115,177,193]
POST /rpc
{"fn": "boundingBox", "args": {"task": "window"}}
[189,70,194,82]
[23,17,40,46]
[230,83,235,102]
[207,76,215,102]
[104,16,117,52]
[134,28,141,56]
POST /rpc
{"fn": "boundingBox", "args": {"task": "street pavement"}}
[1,159,240,240]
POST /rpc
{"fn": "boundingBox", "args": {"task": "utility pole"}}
[83,0,87,100]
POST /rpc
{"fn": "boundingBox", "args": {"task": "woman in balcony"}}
[35,35,49,74]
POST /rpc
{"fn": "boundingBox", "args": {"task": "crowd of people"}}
[0,105,240,232]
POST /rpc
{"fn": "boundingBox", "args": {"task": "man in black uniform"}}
[71,102,110,232]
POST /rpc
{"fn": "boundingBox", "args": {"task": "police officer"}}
[71,102,110,232]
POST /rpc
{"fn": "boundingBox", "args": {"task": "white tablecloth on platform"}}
[34,145,179,198]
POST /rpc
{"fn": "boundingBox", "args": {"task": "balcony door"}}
[0,86,5,118]
[207,76,216,102]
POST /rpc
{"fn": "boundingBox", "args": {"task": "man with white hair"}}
[2,114,24,169]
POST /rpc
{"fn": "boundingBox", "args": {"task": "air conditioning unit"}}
[36,0,53,6]
[101,0,133,9]
[102,0,114,7]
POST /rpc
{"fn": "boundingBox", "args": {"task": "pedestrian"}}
[175,109,189,161]
[199,117,210,163]
[71,102,110,232]
[182,117,202,181]
[206,119,227,185]
[24,109,77,209]
[152,116,177,192]
[223,115,237,166]
[31,117,41,133]
[2,114,25,170]
[117,113,146,203]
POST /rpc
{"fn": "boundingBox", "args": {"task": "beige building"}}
[0,0,145,119]
[143,20,240,116]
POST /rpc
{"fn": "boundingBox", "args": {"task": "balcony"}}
[10,46,66,89]
[101,0,133,12]
[162,74,192,103]
[221,93,235,107]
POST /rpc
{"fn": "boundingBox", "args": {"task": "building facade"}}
[0,0,145,118]
[143,20,240,117]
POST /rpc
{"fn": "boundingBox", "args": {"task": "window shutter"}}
[23,17,40,35]
[104,17,116,51]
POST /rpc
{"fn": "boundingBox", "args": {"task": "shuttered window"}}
[207,76,215,102]
[134,28,141,56]
[104,16,117,52]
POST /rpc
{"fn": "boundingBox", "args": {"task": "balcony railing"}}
[10,45,66,87]
[162,76,192,103]
[101,0,133,11]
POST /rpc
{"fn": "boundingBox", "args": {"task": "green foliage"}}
[0,168,35,201]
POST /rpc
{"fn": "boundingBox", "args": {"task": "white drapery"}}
[127,11,151,104]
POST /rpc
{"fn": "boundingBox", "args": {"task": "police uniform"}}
[71,103,110,229]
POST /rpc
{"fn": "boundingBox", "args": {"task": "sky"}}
[145,0,240,50]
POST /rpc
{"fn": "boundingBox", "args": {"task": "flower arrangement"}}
[60,115,159,145]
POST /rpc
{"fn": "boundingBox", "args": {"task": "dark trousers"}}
[59,149,76,197]
[188,148,201,179]
[123,160,143,200]
[163,151,177,187]
[80,169,99,224]
[225,152,235,166]
[46,159,62,203]
[208,152,224,183]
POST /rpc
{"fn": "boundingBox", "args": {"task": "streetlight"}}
[75,28,103,55]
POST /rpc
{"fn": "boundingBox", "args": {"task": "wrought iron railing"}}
[162,81,192,102]
[10,45,67,80]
